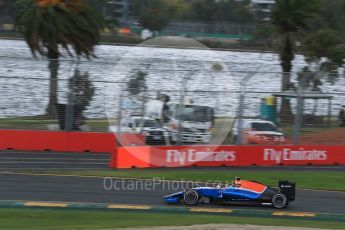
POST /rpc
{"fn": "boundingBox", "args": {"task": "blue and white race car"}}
[163,178,295,209]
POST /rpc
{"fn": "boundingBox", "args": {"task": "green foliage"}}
[132,0,170,32]
[0,0,11,17]
[131,0,255,23]
[271,0,321,117]
[317,0,345,38]
[131,0,166,17]
[253,24,275,45]
[190,0,254,23]
[297,66,322,91]
[303,29,345,67]
[164,0,191,20]
[272,0,345,86]
[139,7,169,32]
[271,0,320,78]
[299,29,345,87]
[127,71,147,96]
[85,0,106,12]
[272,0,320,33]
[233,0,254,24]
[69,69,95,112]
[13,0,105,58]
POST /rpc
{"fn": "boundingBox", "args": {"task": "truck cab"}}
[165,104,214,143]
[145,98,215,144]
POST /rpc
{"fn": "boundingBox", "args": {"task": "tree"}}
[69,69,95,114]
[189,0,217,21]
[253,23,275,45]
[163,0,191,20]
[56,69,95,131]
[271,0,320,120]
[234,0,254,40]
[14,0,104,116]
[187,0,254,23]
[131,0,255,24]
[317,0,345,39]
[0,0,12,22]
[127,71,147,96]
[67,69,95,129]
[299,29,345,89]
[139,7,169,34]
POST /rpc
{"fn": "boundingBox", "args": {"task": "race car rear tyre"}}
[272,193,287,209]
[183,190,199,205]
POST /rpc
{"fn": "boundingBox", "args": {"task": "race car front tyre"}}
[272,193,287,209]
[183,190,199,205]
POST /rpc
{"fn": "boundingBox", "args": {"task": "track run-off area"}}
[0,151,344,217]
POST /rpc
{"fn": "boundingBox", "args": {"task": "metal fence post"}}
[141,81,146,119]
[177,71,195,145]
[327,99,332,127]
[293,77,306,145]
[66,76,75,131]
[65,62,78,131]
[293,72,322,145]
[236,73,253,145]
[236,88,245,145]
[118,93,123,134]
[177,77,186,145]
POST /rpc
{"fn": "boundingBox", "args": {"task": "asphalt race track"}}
[0,172,344,214]
[0,151,344,215]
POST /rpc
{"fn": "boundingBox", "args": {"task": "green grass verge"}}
[0,117,111,131]
[0,118,57,130]
[282,125,336,138]
[45,169,345,191]
[0,208,344,230]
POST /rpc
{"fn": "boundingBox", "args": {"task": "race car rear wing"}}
[279,180,296,201]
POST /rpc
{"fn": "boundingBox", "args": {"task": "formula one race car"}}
[163,178,295,209]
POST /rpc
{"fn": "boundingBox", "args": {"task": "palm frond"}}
[14,0,105,59]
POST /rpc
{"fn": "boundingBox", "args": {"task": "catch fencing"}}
[0,54,345,146]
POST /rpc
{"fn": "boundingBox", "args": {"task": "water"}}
[0,39,343,118]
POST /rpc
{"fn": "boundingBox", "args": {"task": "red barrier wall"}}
[111,146,151,168]
[0,130,117,153]
[111,145,345,168]
[116,133,146,147]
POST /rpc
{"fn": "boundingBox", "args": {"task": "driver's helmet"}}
[234,177,241,187]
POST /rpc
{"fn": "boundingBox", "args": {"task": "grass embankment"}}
[0,117,110,131]
[0,208,344,230]
[45,169,345,191]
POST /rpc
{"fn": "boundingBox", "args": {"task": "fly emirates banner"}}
[113,145,344,168]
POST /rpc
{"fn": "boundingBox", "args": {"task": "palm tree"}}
[14,0,104,116]
[272,0,319,120]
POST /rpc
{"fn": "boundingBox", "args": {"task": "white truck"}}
[108,116,171,145]
[145,100,215,143]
